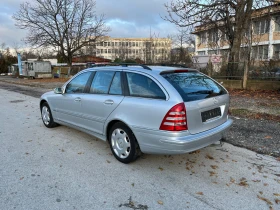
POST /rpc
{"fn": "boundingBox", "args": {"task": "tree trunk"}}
[228,36,242,77]
[67,53,72,77]
[243,60,248,89]
[228,0,253,78]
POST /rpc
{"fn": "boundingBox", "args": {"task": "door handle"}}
[104,100,114,105]
[74,97,81,102]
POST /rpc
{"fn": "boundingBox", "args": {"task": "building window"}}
[199,32,206,44]
[208,50,218,55]
[252,45,268,60]
[275,17,280,32]
[253,19,269,34]
[221,32,229,41]
[273,44,280,59]
[197,51,205,55]
[208,29,219,43]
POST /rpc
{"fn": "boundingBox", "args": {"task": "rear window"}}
[161,72,227,102]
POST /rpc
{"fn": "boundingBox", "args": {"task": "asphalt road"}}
[0,87,280,209]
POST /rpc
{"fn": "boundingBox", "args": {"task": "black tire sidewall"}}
[109,122,137,164]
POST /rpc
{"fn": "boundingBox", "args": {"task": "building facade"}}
[193,5,280,61]
[83,36,172,63]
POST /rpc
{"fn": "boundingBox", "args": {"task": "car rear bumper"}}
[132,119,233,154]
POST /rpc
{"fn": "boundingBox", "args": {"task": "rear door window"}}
[126,72,165,99]
[161,72,227,102]
[90,71,115,94]
[109,72,122,95]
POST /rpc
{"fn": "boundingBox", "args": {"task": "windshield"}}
[161,72,227,102]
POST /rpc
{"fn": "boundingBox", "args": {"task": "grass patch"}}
[230,108,280,122]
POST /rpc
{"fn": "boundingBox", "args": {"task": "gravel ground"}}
[229,90,280,117]
[0,76,279,157]
[224,117,280,157]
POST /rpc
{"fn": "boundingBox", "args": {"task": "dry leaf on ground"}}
[205,154,214,160]
[208,171,217,177]
[210,165,218,169]
[158,200,163,205]
[257,195,273,205]
[238,178,249,187]
[265,136,272,139]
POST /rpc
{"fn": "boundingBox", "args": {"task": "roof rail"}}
[110,63,152,70]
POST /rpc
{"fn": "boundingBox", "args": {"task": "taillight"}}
[160,103,188,131]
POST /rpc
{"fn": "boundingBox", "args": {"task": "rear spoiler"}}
[160,69,198,75]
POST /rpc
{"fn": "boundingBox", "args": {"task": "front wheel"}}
[41,102,58,128]
[109,122,141,163]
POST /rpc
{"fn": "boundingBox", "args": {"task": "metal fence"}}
[199,61,280,81]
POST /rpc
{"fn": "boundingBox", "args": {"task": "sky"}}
[0,0,179,48]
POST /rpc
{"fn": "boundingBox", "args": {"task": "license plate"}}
[201,108,221,122]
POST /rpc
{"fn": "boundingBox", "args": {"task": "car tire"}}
[109,122,141,163]
[41,102,58,128]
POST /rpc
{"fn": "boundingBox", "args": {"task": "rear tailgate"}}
[185,94,229,134]
[161,70,230,134]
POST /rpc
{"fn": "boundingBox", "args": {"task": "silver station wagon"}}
[40,65,233,163]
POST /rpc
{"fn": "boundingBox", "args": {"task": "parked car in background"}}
[40,65,233,163]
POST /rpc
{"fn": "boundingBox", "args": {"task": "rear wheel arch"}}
[106,120,141,149]
[106,120,133,141]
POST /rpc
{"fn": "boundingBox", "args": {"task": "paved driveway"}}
[0,89,279,210]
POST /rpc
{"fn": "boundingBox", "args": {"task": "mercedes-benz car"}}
[40,65,233,163]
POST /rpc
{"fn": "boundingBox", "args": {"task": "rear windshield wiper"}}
[187,90,213,94]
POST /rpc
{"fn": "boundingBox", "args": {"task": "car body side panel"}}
[104,97,177,132]
[48,93,89,127]
[80,94,124,135]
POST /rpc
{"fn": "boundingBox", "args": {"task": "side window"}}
[65,71,91,94]
[126,72,166,99]
[109,72,122,95]
[90,71,115,94]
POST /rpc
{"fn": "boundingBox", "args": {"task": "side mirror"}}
[54,87,63,94]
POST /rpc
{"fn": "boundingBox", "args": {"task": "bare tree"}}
[13,0,109,67]
[170,28,195,64]
[163,0,274,74]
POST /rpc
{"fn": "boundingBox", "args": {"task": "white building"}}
[83,36,172,63]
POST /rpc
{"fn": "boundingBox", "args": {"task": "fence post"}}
[208,61,213,77]
[243,61,248,89]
